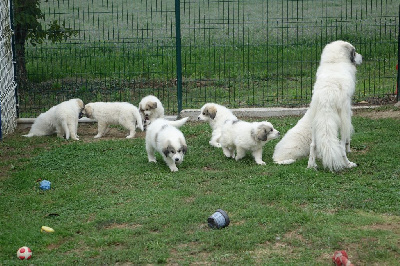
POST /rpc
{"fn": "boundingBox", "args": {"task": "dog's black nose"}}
[175,158,180,162]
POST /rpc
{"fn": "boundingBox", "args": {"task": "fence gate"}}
[0,0,17,140]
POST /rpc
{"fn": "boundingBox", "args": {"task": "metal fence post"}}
[175,0,183,115]
[397,4,400,102]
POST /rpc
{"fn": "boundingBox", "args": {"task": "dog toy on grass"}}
[332,250,353,266]
[17,246,32,260]
[41,226,55,233]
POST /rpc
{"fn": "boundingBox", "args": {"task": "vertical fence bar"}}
[397,4,400,102]
[175,0,182,114]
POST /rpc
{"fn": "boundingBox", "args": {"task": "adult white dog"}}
[307,40,362,171]
[219,119,280,165]
[197,103,237,148]
[23,98,84,140]
[83,102,143,139]
[274,40,362,171]
[138,95,164,130]
[145,117,189,172]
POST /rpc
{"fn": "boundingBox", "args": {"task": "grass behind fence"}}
[19,0,399,116]
[1,108,400,264]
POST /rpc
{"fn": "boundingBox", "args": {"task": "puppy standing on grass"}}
[138,95,164,130]
[197,103,237,148]
[219,120,280,165]
[145,117,188,172]
[23,98,84,140]
[83,102,143,139]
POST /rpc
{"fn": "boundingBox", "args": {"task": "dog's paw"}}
[94,135,102,139]
[148,159,157,163]
[169,166,179,172]
[209,141,221,148]
[307,163,318,170]
[347,162,357,168]
[256,161,266,165]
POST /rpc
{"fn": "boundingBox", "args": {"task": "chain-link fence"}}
[0,0,17,139]
[15,0,400,117]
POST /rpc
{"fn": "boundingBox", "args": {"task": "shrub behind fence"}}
[0,0,17,139]
[18,0,399,117]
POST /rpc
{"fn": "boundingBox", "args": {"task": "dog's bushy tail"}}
[313,117,348,172]
[168,117,189,128]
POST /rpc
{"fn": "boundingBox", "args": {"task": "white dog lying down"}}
[138,95,164,130]
[197,103,237,148]
[219,119,280,165]
[272,109,312,165]
[145,117,188,172]
[23,98,84,140]
[83,102,144,139]
[307,40,362,171]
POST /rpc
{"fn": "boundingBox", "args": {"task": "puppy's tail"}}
[133,108,144,131]
[168,117,189,128]
[313,118,348,172]
[22,133,34,137]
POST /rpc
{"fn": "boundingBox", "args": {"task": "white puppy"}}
[306,40,362,171]
[83,102,143,139]
[23,98,84,140]
[138,95,164,130]
[197,103,237,148]
[272,109,312,165]
[219,119,280,165]
[145,117,188,172]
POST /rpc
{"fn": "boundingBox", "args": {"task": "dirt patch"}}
[353,107,400,120]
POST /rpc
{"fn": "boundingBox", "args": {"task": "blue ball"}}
[39,180,51,190]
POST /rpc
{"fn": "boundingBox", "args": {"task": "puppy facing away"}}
[272,109,312,165]
[197,103,237,148]
[219,120,280,165]
[306,40,362,171]
[23,98,84,140]
[145,117,188,172]
[138,95,164,130]
[83,102,144,139]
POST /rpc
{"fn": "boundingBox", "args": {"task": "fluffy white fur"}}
[83,102,143,139]
[145,117,189,172]
[273,40,362,171]
[272,109,312,165]
[307,40,362,171]
[138,95,165,130]
[219,120,280,165]
[197,103,237,148]
[23,98,84,140]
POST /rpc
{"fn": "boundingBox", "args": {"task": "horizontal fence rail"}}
[17,0,399,117]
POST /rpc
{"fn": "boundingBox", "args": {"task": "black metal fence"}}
[17,0,400,117]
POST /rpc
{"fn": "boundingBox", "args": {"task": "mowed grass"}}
[1,107,400,264]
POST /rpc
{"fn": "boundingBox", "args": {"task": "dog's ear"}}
[252,125,270,141]
[163,145,175,157]
[205,106,217,120]
[84,105,93,118]
[147,101,157,110]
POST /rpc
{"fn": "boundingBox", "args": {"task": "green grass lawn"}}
[1,106,400,264]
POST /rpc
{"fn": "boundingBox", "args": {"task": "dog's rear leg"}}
[307,139,318,169]
[61,121,70,140]
[146,144,157,163]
